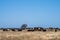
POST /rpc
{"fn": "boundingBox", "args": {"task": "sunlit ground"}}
[0,31,60,40]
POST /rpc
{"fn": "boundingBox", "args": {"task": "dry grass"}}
[0,31,60,40]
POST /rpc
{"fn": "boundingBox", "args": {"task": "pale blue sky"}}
[0,0,60,28]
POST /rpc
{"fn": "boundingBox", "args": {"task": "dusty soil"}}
[0,31,60,40]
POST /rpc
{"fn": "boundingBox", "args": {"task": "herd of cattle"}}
[0,27,60,32]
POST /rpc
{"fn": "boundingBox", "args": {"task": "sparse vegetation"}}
[0,31,60,40]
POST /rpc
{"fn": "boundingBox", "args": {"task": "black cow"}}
[11,29,16,31]
[3,29,8,31]
[17,29,22,31]
[42,29,46,32]
[34,27,42,31]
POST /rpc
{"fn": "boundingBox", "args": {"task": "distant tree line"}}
[0,24,60,32]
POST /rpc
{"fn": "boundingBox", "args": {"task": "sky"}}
[0,0,60,28]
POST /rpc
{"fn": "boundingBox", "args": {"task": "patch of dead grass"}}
[0,31,60,40]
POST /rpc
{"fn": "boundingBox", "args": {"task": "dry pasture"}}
[0,31,60,40]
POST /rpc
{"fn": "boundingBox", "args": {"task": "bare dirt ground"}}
[0,31,60,40]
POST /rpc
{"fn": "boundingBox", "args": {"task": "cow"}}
[11,29,16,31]
[3,29,9,31]
[17,29,22,31]
[34,27,42,31]
[27,28,34,32]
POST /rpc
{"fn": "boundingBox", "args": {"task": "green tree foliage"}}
[21,24,27,30]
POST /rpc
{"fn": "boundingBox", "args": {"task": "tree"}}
[21,24,27,30]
